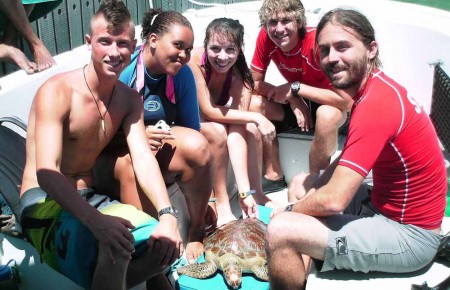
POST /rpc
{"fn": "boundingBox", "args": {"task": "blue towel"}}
[176,205,272,290]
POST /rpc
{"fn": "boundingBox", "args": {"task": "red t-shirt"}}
[250,27,332,89]
[339,69,447,230]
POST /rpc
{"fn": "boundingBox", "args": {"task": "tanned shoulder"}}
[33,69,79,120]
[114,80,142,114]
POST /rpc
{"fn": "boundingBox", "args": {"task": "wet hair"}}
[258,0,307,39]
[316,8,382,70]
[140,9,192,43]
[90,0,133,33]
[203,18,254,90]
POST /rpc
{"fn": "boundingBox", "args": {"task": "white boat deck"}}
[0,0,449,289]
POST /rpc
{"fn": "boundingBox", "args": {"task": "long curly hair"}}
[203,18,254,90]
[258,0,307,39]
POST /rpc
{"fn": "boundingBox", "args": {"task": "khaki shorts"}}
[319,197,442,273]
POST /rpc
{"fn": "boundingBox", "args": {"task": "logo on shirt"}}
[144,100,161,112]
[406,92,422,114]
[278,63,302,73]
[336,236,348,255]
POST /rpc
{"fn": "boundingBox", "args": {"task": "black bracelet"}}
[284,204,294,212]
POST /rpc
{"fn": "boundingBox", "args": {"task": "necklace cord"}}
[82,64,114,133]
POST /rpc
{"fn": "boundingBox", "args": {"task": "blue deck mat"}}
[176,205,272,290]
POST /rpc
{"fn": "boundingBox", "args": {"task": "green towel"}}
[0,0,62,31]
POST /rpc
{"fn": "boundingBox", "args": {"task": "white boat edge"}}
[0,1,449,289]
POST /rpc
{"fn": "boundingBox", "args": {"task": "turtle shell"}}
[204,218,267,263]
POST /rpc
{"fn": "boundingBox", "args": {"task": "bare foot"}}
[0,43,37,74]
[185,223,207,265]
[31,40,56,72]
[216,213,237,228]
[185,241,204,265]
[215,202,237,228]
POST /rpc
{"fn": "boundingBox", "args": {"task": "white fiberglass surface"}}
[0,1,449,289]
[1,0,449,121]
[184,0,450,113]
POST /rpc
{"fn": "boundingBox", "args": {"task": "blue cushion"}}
[176,205,272,290]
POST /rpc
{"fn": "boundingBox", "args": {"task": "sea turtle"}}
[177,218,269,289]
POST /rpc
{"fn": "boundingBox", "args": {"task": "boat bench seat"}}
[0,116,26,237]
[306,257,450,290]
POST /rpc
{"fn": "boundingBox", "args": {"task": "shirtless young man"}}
[19,1,181,289]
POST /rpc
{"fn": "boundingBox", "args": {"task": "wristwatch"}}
[238,189,256,199]
[158,206,179,219]
[291,81,301,97]
[284,204,294,212]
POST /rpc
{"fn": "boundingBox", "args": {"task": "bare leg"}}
[245,123,278,207]
[266,212,328,290]
[92,243,129,290]
[249,94,285,181]
[2,3,35,46]
[227,124,251,192]
[309,105,346,174]
[0,43,36,73]
[126,249,168,289]
[0,1,56,72]
[201,122,237,227]
[227,123,261,218]
[262,136,285,180]
[268,245,306,290]
[164,128,212,264]
[96,127,212,265]
[145,273,172,290]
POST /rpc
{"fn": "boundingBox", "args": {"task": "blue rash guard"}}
[120,48,201,131]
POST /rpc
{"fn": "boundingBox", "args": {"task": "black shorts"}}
[273,100,320,133]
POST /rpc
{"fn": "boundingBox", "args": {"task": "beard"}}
[324,57,368,90]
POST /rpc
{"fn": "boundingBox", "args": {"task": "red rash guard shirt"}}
[251,27,332,89]
[339,69,447,230]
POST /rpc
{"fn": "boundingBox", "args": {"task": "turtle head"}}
[220,254,242,289]
[226,271,242,289]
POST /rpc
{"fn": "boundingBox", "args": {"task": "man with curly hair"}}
[250,0,352,193]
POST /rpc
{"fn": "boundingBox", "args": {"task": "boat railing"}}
[0,0,254,78]
[0,0,145,77]
[430,64,450,158]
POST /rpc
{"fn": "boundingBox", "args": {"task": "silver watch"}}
[158,206,179,219]
[291,81,301,97]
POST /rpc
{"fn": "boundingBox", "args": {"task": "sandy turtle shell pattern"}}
[177,218,269,289]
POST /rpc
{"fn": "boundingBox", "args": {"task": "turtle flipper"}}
[251,264,269,281]
[177,262,217,279]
